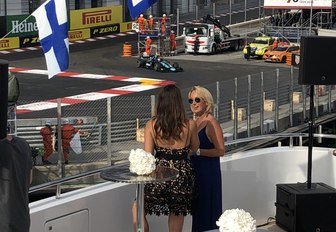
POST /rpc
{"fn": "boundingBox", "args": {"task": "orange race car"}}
[263,44,300,63]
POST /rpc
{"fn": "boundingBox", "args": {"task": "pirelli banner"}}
[264,0,332,9]
[70,6,122,30]
[0,37,20,51]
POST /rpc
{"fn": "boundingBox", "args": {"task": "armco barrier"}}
[175,35,185,54]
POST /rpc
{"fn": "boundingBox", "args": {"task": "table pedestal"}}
[136,183,144,232]
[100,164,178,232]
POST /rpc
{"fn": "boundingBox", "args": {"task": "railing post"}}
[195,5,198,21]
[315,85,319,117]
[216,81,219,120]
[244,0,247,21]
[234,78,238,140]
[275,69,279,132]
[318,125,322,144]
[302,85,307,122]
[259,0,261,18]
[176,8,180,36]
[107,97,112,165]
[299,136,303,146]
[56,98,64,178]
[289,136,293,147]
[212,2,216,17]
[260,72,264,135]
[289,66,294,127]
[247,75,251,137]
[151,95,155,117]
[328,85,332,113]
[229,0,232,25]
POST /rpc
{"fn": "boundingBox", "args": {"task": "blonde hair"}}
[188,86,214,114]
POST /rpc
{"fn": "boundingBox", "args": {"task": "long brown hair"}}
[154,84,187,141]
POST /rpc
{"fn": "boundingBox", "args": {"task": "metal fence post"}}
[318,125,322,144]
[247,75,251,137]
[176,8,180,36]
[107,97,112,165]
[315,85,319,117]
[234,78,238,140]
[56,98,64,178]
[229,0,232,25]
[289,66,294,127]
[244,0,247,21]
[216,81,219,120]
[212,2,216,17]
[195,5,198,21]
[328,85,332,113]
[260,72,264,135]
[151,95,156,117]
[275,69,279,132]
[55,98,63,199]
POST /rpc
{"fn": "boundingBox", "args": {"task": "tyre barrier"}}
[123,43,132,57]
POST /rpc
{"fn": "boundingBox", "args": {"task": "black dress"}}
[144,145,196,216]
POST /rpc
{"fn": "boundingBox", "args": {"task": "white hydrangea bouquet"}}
[129,148,156,175]
[216,208,256,232]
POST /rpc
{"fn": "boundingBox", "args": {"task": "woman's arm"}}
[189,119,200,153]
[201,116,225,157]
[144,120,155,154]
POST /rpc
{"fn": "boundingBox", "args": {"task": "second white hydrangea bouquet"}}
[129,148,156,176]
[216,208,256,232]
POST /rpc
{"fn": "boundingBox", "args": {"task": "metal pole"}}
[234,78,238,140]
[315,85,319,117]
[318,125,322,144]
[307,85,314,189]
[195,5,198,21]
[229,0,232,25]
[289,66,294,127]
[215,81,219,120]
[247,75,251,137]
[275,69,279,132]
[260,72,264,135]
[259,0,261,18]
[0,60,8,139]
[107,97,112,165]
[151,95,156,116]
[177,8,180,36]
[244,0,247,21]
[302,85,307,122]
[136,183,145,232]
[328,85,332,112]
[309,0,313,35]
[56,98,63,178]
[212,2,215,17]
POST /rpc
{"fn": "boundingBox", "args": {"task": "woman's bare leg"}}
[168,213,184,232]
[132,201,149,232]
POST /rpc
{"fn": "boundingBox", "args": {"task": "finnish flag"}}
[32,0,69,79]
[128,0,158,20]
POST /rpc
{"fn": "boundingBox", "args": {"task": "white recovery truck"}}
[183,15,246,54]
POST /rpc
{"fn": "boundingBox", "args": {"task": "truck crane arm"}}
[202,14,231,37]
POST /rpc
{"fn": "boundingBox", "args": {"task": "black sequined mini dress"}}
[144,145,196,216]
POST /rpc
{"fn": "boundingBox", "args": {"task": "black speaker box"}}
[298,36,336,85]
[275,183,336,232]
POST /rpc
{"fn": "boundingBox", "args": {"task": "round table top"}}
[204,229,269,232]
[100,163,179,184]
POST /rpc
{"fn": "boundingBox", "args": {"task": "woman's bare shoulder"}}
[188,119,196,127]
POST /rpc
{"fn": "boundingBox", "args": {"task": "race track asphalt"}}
[2,33,290,103]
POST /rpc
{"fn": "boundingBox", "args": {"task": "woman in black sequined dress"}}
[132,84,199,232]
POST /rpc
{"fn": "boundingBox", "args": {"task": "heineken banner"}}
[6,15,38,37]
